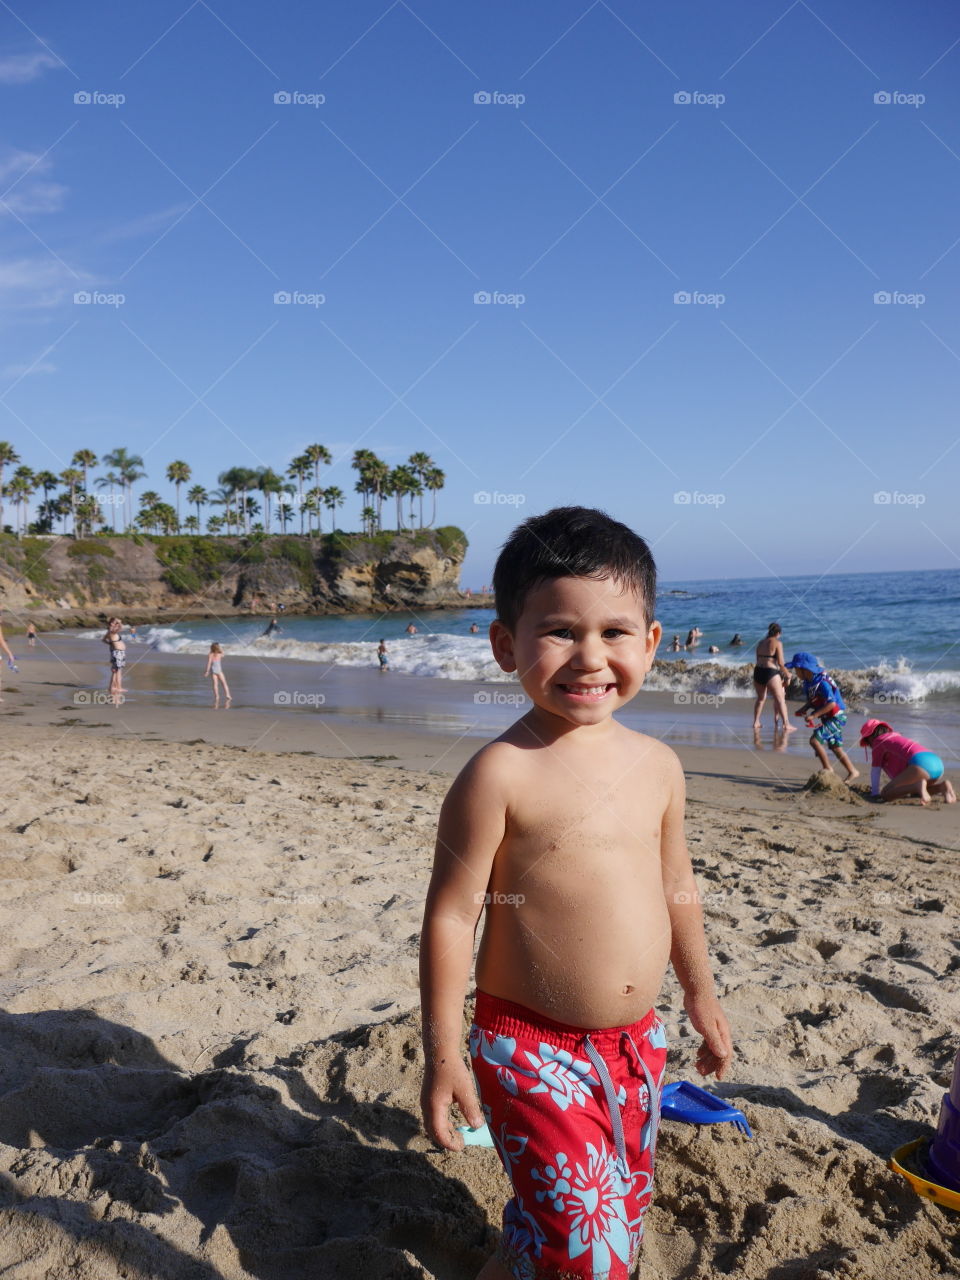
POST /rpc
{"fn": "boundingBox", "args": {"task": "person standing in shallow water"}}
[752,622,794,733]
[0,613,17,701]
[204,643,231,706]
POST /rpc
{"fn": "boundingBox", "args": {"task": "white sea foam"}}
[72,626,960,700]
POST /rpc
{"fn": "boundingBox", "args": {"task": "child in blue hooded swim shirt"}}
[786,651,860,783]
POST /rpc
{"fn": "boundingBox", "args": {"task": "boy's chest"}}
[504,770,663,861]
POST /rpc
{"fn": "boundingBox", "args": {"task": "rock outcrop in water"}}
[0,529,469,623]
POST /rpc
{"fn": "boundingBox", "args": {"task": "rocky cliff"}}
[0,529,468,623]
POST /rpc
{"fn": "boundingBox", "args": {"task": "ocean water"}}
[74,568,960,707]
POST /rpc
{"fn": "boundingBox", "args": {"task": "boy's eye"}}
[547,628,627,638]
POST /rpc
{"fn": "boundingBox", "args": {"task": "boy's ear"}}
[646,620,663,659]
[489,620,517,673]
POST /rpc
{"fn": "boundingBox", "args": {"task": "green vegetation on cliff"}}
[150,528,467,597]
[152,536,242,596]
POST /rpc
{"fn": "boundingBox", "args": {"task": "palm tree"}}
[306,487,324,535]
[407,474,423,528]
[0,441,20,531]
[166,461,191,531]
[367,456,389,531]
[95,470,121,528]
[34,470,59,508]
[60,467,82,535]
[390,465,416,531]
[360,505,376,536]
[102,448,145,531]
[75,493,102,537]
[408,452,434,528]
[206,513,224,535]
[276,483,296,534]
[72,449,98,493]
[187,484,207,529]
[256,467,283,532]
[218,467,257,534]
[324,485,344,529]
[276,498,295,534]
[302,490,319,536]
[424,466,445,527]
[352,449,375,510]
[8,467,34,534]
[139,490,161,535]
[32,469,59,534]
[305,444,331,508]
[183,514,200,534]
[154,502,178,534]
[209,485,234,534]
[52,492,71,535]
[287,454,311,534]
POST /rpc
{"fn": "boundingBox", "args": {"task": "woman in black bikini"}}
[753,622,794,732]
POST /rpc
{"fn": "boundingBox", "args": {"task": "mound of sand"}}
[802,770,867,804]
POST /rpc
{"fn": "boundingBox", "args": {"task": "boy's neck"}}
[520,704,619,745]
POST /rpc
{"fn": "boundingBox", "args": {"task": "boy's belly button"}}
[622,984,634,995]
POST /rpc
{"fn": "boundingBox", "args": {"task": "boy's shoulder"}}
[617,724,684,778]
[459,736,522,780]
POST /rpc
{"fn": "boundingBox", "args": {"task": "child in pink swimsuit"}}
[860,719,955,805]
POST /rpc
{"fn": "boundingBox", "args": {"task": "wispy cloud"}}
[93,203,195,245]
[1,360,56,378]
[0,258,87,311]
[3,180,66,215]
[0,149,67,216]
[0,49,62,85]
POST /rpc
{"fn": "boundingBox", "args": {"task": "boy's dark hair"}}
[493,506,657,632]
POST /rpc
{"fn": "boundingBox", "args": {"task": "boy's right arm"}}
[419,748,508,1151]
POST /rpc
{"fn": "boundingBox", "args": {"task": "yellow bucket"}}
[888,1138,960,1212]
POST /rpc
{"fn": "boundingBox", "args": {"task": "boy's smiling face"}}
[490,574,661,728]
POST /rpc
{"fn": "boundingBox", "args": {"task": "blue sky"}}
[1,0,959,587]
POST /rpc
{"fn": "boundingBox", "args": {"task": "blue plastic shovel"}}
[660,1081,753,1136]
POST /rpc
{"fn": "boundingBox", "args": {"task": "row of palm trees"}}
[0,443,446,538]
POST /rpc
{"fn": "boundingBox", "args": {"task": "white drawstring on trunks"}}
[583,1031,661,1174]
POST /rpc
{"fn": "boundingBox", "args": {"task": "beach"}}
[0,647,958,1279]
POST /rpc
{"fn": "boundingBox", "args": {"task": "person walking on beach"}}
[752,623,794,732]
[859,719,955,805]
[420,506,732,1280]
[102,617,126,697]
[0,613,18,701]
[25,622,37,647]
[377,639,389,672]
[204,643,231,705]
[788,652,858,782]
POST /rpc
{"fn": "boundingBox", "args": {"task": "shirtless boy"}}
[419,506,732,1280]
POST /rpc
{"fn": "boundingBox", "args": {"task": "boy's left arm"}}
[660,753,734,1080]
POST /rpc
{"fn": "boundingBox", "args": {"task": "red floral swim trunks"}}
[470,991,668,1280]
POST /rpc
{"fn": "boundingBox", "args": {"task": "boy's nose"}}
[570,640,606,670]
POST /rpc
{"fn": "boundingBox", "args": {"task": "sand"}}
[0,699,958,1277]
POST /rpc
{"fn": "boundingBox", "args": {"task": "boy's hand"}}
[684,991,734,1081]
[421,1058,485,1151]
